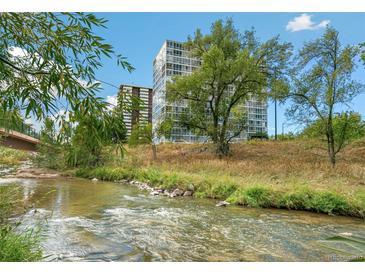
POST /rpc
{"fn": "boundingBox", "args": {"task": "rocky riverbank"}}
[75,166,365,218]
[94,177,193,198]
[2,160,63,179]
[91,177,229,206]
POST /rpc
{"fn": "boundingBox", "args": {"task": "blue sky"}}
[92,13,365,135]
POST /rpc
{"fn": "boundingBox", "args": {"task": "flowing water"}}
[1,177,364,262]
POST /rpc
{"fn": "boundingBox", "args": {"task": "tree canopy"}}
[281,27,363,166]
[301,112,365,145]
[167,19,292,155]
[0,12,133,125]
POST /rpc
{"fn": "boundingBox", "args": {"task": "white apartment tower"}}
[152,40,268,143]
[118,84,153,137]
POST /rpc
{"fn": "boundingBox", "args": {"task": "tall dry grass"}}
[121,140,365,193]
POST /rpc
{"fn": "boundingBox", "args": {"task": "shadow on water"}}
[1,177,364,262]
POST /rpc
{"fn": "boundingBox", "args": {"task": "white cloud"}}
[77,78,100,89]
[50,109,71,124]
[286,14,330,32]
[50,109,80,131]
[8,46,28,58]
[106,94,118,110]
[56,109,70,119]
[24,116,42,132]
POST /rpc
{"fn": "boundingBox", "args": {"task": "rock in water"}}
[216,201,230,207]
[91,178,98,182]
[150,191,160,196]
[170,188,184,197]
[162,190,170,196]
[183,190,193,196]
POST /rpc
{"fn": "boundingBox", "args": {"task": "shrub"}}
[34,144,65,170]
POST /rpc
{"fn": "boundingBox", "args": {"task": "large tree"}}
[282,27,363,167]
[166,19,292,156]
[0,12,133,126]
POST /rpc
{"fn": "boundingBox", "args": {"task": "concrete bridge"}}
[0,121,40,152]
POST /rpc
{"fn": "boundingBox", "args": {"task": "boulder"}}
[170,188,184,197]
[216,201,230,207]
[138,186,146,190]
[91,178,98,182]
[146,186,154,192]
[162,190,170,196]
[150,191,160,196]
[187,184,195,191]
[183,190,193,196]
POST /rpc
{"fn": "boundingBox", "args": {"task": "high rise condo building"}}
[152,40,268,143]
[118,84,153,137]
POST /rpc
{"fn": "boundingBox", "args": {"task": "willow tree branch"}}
[0,56,50,75]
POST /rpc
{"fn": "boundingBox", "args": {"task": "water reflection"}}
[1,178,364,261]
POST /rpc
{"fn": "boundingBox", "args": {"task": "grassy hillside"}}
[78,139,365,218]
[128,139,365,188]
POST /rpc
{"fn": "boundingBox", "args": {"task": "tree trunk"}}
[328,138,336,168]
[216,116,230,157]
[151,143,157,160]
[216,141,230,157]
[326,125,336,168]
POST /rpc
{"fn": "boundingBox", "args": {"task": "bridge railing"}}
[0,118,40,140]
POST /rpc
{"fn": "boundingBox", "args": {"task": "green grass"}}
[0,186,43,262]
[227,186,274,208]
[75,166,365,219]
[0,146,29,166]
[0,226,42,262]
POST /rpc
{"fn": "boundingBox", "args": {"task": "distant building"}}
[118,84,153,137]
[152,40,268,143]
